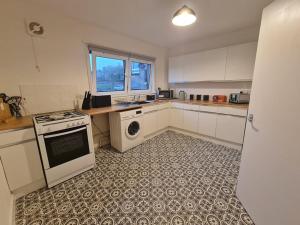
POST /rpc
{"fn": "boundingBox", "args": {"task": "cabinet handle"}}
[248,114,254,122]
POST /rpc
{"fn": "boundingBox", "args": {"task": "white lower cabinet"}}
[143,111,158,136]
[216,114,246,144]
[170,108,184,129]
[0,140,44,191]
[198,112,217,137]
[157,108,170,131]
[183,110,198,132]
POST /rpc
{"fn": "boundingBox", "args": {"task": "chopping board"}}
[0,99,13,123]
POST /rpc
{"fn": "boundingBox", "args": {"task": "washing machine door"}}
[125,120,141,139]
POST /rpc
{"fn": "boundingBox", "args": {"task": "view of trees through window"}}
[90,52,153,93]
[95,57,126,92]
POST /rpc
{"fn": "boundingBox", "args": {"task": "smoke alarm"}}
[26,20,45,37]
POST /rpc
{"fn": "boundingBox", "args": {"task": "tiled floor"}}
[15,131,254,225]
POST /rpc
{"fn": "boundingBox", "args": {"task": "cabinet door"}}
[225,42,257,80]
[183,110,198,132]
[170,108,184,129]
[157,108,170,131]
[1,140,44,191]
[169,56,184,83]
[216,115,246,144]
[143,111,158,136]
[0,160,13,225]
[185,48,227,82]
[198,112,217,137]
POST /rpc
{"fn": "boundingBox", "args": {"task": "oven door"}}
[41,126,90,168]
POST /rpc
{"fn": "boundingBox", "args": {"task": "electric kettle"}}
[178,90,187,100]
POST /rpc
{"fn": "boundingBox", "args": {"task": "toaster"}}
[229,93,250,104]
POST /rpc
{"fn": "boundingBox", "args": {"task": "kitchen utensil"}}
[196,95,202,100]
[82,91,91,109]
[190,94,194,100]
[229,92,250,104]
[178,91,187,100]
[0,98,12,123]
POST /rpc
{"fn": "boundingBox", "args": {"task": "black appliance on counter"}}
[190,94,194,100]
[203,95,210,101]
[92,95,111,108]
[158,90,174,99]
[196,95,202,101]
[146,95,156,101]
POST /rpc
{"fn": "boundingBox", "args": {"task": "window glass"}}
[131,61,151,90]
[95,56,126,92]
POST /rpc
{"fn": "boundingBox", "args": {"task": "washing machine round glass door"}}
[126,120,141,139]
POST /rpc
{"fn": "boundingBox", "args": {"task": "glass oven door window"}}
[43,126,90,168]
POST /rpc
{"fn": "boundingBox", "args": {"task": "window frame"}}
[129,58,155,95]
[89,49,155,96]
[91,51,129,96]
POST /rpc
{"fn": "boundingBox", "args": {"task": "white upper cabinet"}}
[225,42,258,81]
[185,48,227,82]
[168,42,257,83]
[168,56,184,83]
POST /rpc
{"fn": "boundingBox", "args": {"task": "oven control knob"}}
[47,128,51,132]
[72,123,75,126]
[66,124,70,128]
[77,122,80,125]
[81,121,84,125]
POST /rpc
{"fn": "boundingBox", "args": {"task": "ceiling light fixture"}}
[172,5,197,27]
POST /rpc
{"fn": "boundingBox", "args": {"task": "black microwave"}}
[158,90,174,99]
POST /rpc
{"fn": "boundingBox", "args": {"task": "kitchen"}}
[0,0,299,225]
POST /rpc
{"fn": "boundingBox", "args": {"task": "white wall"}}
[168,26,260,56]
[170,81,252,100]
[0,0,168,147]
[0,0,168,100]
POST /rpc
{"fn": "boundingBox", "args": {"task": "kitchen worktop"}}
[0,100,248,132]
[0,116,33,132]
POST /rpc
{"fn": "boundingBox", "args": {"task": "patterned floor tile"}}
[15,131,254,225]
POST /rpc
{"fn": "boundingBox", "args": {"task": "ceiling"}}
[29,0,273,48]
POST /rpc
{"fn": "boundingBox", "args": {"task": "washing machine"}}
[109,108,144,152]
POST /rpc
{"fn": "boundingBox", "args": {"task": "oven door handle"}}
[43,127,87,139]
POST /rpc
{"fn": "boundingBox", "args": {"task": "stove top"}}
[34,111,86,124]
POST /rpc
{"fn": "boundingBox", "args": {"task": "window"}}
[95,56,126,92]
[89,48,154,95]
[130,61,151,91]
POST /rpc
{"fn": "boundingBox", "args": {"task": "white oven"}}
[34,111,95,188]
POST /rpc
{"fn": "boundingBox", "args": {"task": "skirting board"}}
[13,178,46,199]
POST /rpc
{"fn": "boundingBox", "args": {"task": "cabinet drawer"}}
[218,107,248,117]
[172,103,186,109]
[198,106,219,113]
[0,128,35,148]
[143,105,158,113]
[183,104,200,111]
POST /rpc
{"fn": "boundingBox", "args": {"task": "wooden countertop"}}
[0,116,33,132]
[0,100,248,132]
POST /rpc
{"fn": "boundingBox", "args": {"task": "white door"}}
[183,110,198,133]
[198,112,217,137]
[216,115,246,144]
[225,42,257,81]
[1,140,44,191]
[0,160,13,225]
[237,1,300,225]
[143,111,158,136]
